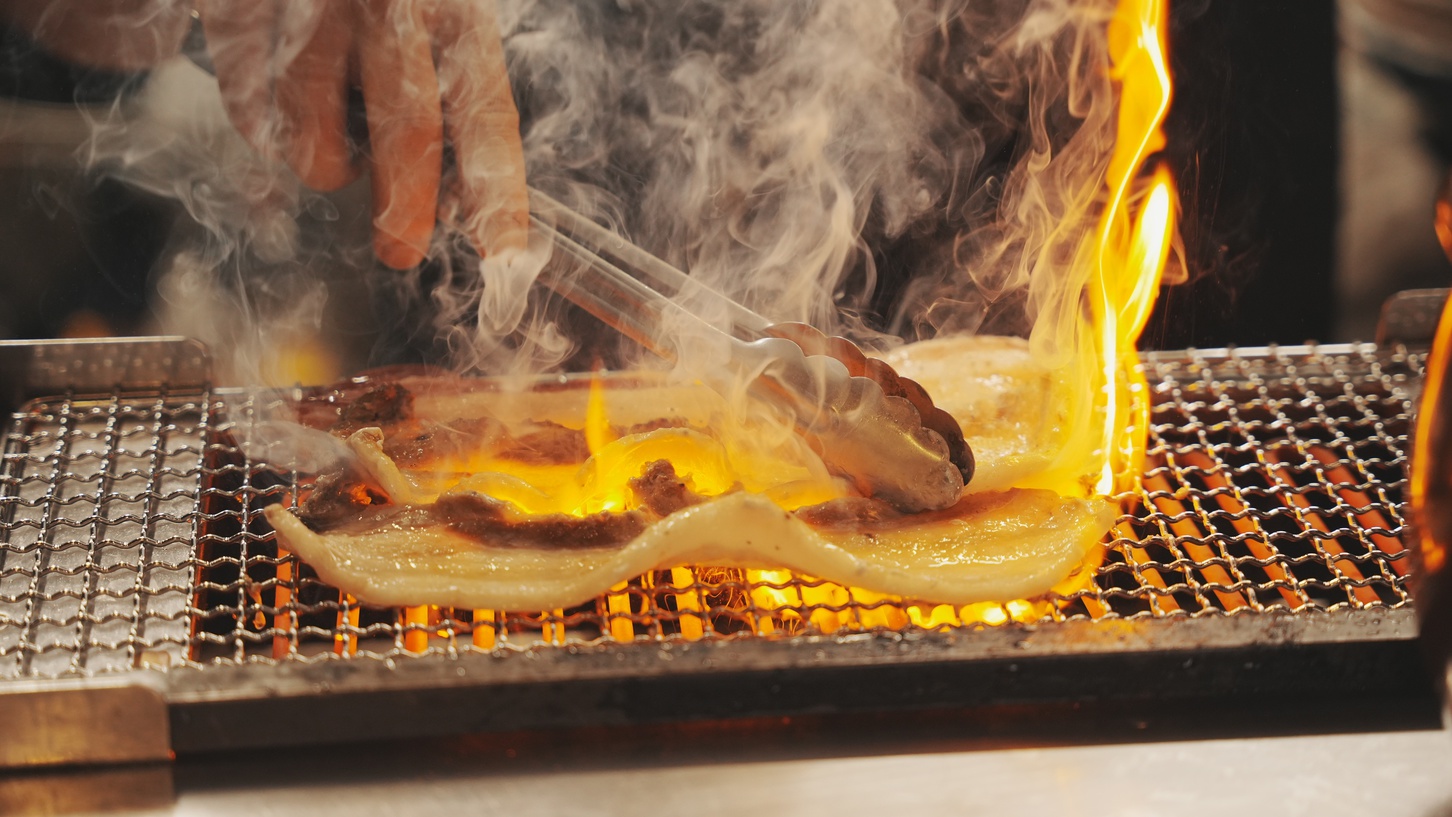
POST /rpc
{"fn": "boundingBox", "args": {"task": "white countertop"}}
[13,702,1447,817]
[147,726,1452,817]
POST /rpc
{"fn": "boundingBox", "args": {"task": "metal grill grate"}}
[0,343,1423,679]
[0,391,208,679]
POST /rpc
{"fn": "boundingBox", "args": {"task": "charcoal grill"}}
[0,334,1431,767]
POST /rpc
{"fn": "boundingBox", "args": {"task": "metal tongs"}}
[528,189,973,513]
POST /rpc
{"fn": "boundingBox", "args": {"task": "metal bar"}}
[67,392,125,675]
[0,676,170,766]
[0,337,209,416]
[10,393,79,678]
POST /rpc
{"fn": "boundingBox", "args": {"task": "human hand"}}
[200,0,528,269]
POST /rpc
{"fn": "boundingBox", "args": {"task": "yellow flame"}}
[585,372,616,458]
[1015,0,1176,501]
[1093,0,1177,495]
[428,372,841,519]
[261,331,342,389]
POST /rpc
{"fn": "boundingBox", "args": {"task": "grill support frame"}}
[162,606,1429,753]
[0,605,1431,763]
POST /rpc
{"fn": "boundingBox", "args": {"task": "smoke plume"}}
[78,0,1123,382]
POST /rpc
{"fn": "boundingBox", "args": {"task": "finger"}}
[434,0,528,257]
[199,0,280,155]
[358,0,443,269]
[274,0,358,191]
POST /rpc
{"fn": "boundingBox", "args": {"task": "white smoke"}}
[502,0,1120,357]
[77,0,1122,382]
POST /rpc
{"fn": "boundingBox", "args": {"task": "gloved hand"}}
[200,0,528,268]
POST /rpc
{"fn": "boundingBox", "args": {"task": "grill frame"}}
[0,337,1435,764]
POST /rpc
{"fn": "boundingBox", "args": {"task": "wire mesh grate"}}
[0,343,1423,679]
[0,390,207,679]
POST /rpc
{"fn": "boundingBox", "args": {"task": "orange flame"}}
[1011,0,1176,504]
[1096,0,1177,495]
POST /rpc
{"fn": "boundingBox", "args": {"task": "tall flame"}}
[1096,0,1177,495]
[1037,0,1178,499]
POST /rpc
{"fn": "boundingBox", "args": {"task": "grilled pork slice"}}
[264,334,1116,609]
[266,487,1113,610]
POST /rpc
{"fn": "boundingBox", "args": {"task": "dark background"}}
[1148,0,1341,348]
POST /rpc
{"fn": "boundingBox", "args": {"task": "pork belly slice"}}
[265,336,1120,610]
[264,488,1114,611]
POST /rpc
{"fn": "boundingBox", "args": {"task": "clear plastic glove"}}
[200,0,529,268]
